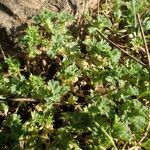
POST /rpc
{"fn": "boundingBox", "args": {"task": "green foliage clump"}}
[0,0,150,149]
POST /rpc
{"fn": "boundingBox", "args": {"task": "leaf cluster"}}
[0,0,150,149]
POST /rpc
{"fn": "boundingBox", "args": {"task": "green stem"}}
[95,122,118,150]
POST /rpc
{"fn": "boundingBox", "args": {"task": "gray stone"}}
[0,0,99,56]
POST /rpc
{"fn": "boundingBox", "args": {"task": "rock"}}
[0,0,64,32]
[0,0,99,57]
[0,0,100,31]
[0,0,73,56]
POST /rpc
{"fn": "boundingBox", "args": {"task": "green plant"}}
[0,0,150,149]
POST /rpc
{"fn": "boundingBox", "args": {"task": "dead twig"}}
[0,98,38,102]
[97,0,100,16]
[96,30,147,68]
[0,44,6,58]
[137,13,150,70]
[138,111,150,145]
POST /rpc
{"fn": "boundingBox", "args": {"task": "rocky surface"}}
[0,0,71,32]
[0,0,99,56]
[0,0,73,56]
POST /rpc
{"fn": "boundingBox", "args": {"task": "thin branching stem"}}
[0,45,6,58]
[137,13,150,71]
[0,98,38,102]
[97,0,100,16]
[96,30,147,68]
[95,122,118,150]
[138,111,150,145]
